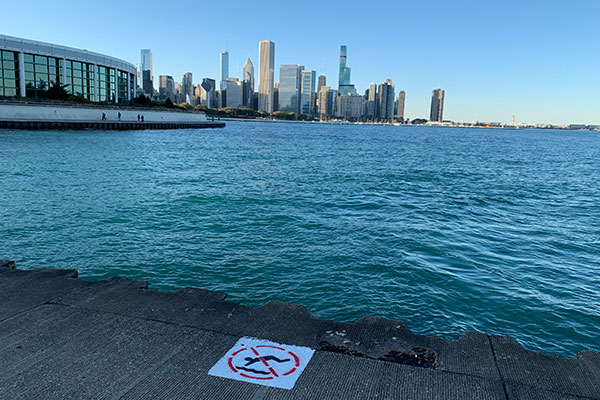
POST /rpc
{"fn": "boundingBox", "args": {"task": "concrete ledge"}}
[1,261,598,399]
[0,120,225,130]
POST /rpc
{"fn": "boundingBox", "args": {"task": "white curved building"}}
[0,34,136,102]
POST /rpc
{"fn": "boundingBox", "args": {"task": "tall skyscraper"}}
[225,78,244,108]
[278,64,303,113]
[158,75,175,100]
[365,83,377,118]
[318,85,335,116]
[396,90,406,119]
[301,69,317,115]
[273,83,279,112]
[329,89,338,116]
[140,49,153,95]
[243,58,254,92]
[377,78,395,120]
[318,75,326,93]
[258,40,275,113]
[337,93,364,119]
[430,89,445,122]
[220,51,229,90]
[200,78,216,108]
[338,45,355,95]
[174,81,183,103]
[182,72,193,99]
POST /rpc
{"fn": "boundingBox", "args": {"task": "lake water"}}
[1,121,598,357]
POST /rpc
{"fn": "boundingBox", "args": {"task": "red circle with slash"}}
[227,344,301,380]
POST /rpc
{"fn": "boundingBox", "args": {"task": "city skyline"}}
[149,42,413,123]
[2,0,599,124]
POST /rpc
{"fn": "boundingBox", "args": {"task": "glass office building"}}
[338,45,355,96]
[301,69,316,115]
[0,34,136,102]
[278,64,303,113]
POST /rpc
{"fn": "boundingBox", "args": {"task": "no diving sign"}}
[208,337,315,390]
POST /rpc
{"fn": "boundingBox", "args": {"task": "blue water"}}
[1,121,599,357]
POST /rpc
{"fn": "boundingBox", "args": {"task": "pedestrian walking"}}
[102,112,106,121]
[118,112,121,121]
[141,115,144,122]
[137,114,140,121]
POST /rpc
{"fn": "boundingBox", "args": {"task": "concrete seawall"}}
[0,102,208,122]
[0,102,225,130]
[0,119,225,130]
[0,260,598,399]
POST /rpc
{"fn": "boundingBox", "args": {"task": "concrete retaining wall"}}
[0,103,207,122]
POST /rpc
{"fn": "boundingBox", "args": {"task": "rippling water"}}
[1,121,599,357]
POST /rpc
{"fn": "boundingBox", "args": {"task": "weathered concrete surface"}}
[0,262,598,399]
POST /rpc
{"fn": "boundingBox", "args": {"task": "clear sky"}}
[2,0,599,124]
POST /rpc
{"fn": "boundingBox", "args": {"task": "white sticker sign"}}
[208,337,315,390]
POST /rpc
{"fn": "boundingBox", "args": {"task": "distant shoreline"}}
[217,117,600,132]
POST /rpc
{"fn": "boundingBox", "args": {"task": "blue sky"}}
[3,0,599,124]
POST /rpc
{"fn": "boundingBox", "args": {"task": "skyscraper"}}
[396,91,406,120]
[273,83,279,112]
[318,75,326,93]
[377,78,395,120]
[200,78,216,108]
[225,78,243,108]
[158,75,175,100]
[220,51,229,90]
[140,49,153,95]
[182,72,193,99]
[318,86,336,116]
[258,40,275,113]
[243,58,254,93]
[337,93,364,119]
[430,89,445,122]
[278,64,303,113]
[365,83,377,118]
[301,70,317,115]
[174,82,183,103]
[338,45,355,95]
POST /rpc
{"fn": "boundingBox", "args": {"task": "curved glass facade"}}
[0,35,136,102]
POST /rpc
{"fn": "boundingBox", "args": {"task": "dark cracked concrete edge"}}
[45,271,501,379]
[2,261,599,399]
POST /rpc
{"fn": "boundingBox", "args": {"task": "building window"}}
[1,48,132,102]
[129,73,135,99]
[96,66,115,102]
[0,50,19,97]
[117,70,128,102]
[23,53,62,98]
[64,59,95,101]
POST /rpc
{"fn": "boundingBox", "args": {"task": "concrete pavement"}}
[0,260,598,399]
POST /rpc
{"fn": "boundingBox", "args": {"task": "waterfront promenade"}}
[0,101,225,130]
[0,119,225,131]
[1,260,598,399]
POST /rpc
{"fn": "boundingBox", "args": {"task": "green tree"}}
[46,81,70,101]
[177,102,194,111]
[132,94,152,105]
